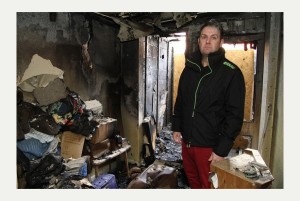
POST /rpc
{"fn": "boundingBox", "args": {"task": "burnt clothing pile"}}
[17,100,60,140]
[17,88,99,141]
[17,87,102,188]
[23,153,64,188]
[17,131,59,160]
[17,149,93,189]
[16,55,109,189]
[46,89,99,136]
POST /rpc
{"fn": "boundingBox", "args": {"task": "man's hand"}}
[208,152,224,163]
[173,132,182,144]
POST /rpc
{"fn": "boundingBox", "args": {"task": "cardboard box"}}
[61,131,85,159]
[210,148,274,189]
[91,118,117,144]
[90,139,111,159]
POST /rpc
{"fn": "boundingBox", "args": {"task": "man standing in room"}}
[172,19,245,189]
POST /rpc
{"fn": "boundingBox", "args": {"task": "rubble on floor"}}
[114,124,190,189]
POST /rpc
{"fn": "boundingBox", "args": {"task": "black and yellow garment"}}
[172,47,245,157]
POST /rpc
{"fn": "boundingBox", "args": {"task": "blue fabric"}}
[17,138,50,160]
[79,162,87,177]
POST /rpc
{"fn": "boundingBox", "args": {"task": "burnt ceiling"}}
[83,12,265,41]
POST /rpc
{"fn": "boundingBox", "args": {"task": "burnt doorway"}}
[145,35,169,133]
[145,33,186,133]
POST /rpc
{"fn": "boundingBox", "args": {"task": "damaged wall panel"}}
[17,12,121,123]
[17,12,71,82]
[166,43,173,124]
[157,38,168,132]
[145,36,170,133]
[145,36,159,119]
[121,39,144,163]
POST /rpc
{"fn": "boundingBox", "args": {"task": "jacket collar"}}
[186,47,225,72]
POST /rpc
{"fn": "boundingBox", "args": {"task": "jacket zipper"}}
[188,59,213,148]
[192,62,212,117]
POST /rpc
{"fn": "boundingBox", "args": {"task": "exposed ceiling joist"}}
[87,12,266,41]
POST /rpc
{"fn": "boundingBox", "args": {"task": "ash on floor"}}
[155,125,182,162]
[114,124,190,189]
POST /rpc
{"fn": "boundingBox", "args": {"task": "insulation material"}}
[17,54,64,92]
[84,99,103,116]
[118,25,150,42]
[173,13,192,28]
[225,49,255,121]
[97,13,154,42]
[33,78,67,106]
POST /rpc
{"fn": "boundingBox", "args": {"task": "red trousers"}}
[182,141,212,189]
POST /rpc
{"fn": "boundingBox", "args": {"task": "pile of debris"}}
[114,124,190,189]
[155,124,182,162]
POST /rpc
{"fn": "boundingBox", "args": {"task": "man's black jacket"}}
[172,47,245,157]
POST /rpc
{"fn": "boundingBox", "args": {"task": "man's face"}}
[198,26,224,56]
